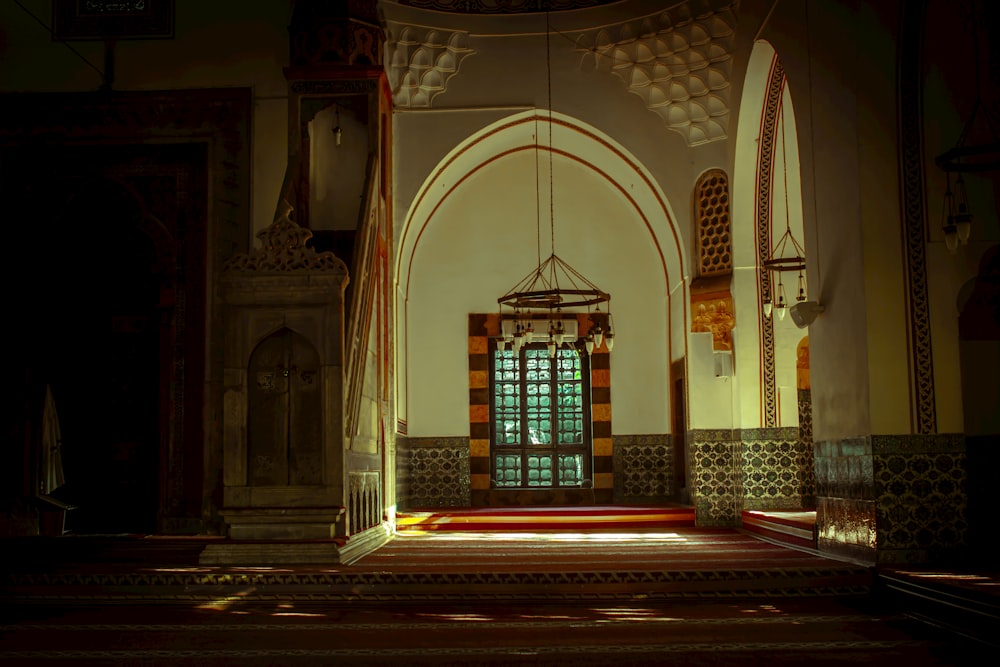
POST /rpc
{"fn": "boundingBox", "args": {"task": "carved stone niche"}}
[214,210,349,545]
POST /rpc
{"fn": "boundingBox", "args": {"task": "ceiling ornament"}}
[386,25,475,108]
[575,0,738,146]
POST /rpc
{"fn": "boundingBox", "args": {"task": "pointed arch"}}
[395,110,685,438]
[733,41,807,429]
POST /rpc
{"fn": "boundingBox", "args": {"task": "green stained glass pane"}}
[490,339,591,489]
[495,454,521,486]
[559,454,582,486]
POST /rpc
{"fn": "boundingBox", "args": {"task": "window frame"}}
[489,341,593,489]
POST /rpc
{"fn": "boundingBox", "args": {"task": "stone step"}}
[396,505,696,532]
[741,510,817,550]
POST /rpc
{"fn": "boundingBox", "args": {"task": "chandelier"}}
[762,110,807,320]
[497,11,613,357]
[935,1,998,251]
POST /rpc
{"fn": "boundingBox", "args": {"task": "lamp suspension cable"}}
[936,0,996,251]
[762,100,807,321]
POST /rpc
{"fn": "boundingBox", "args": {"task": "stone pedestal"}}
[221,507,346,540]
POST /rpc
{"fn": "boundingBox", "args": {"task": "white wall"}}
[403,116,672,437]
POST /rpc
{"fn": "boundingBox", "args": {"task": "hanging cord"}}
[547,11,556,262]
[781,111,790,234]
[535,116,542,268]
[12,0,105,83]
[960,0,999,144]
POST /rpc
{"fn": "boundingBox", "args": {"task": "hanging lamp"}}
[497,10,613,354]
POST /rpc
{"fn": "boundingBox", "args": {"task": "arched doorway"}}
[30,178,171,534]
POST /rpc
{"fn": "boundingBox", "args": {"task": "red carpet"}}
[396,505,696,532]
[0,524,991,665]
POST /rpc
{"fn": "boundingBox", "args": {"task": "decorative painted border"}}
[755,56,783,428]
[897,0,936,434]
[469,313,612,504]
[870,433,964,455]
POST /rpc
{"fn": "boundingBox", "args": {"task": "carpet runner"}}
[1,528,872,603]
[395,505,696,533]
[4,519,995,664]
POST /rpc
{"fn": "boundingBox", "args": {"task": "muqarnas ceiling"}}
[387,26,475,108]
[576,0,738,145]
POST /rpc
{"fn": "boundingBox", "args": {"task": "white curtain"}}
[39,384,66,496]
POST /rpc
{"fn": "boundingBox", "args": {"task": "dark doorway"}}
[28,179,165,534]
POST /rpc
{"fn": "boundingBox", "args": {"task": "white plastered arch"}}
[395,109,686,437]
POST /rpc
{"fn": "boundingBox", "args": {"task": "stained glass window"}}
[490,342,591,488]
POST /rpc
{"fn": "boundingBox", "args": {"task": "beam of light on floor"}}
[194,588,255,612]
[393,531,688,542]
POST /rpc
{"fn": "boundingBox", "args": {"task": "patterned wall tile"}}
[797,390,816,507]
[690,430,739,527]
[613,435,673,503]
[816,496,877,562]
[872,435,967,562]
[814,437,873,500]
[404,438,471,508]
[739,427,811,510]
[816,434,968,564]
